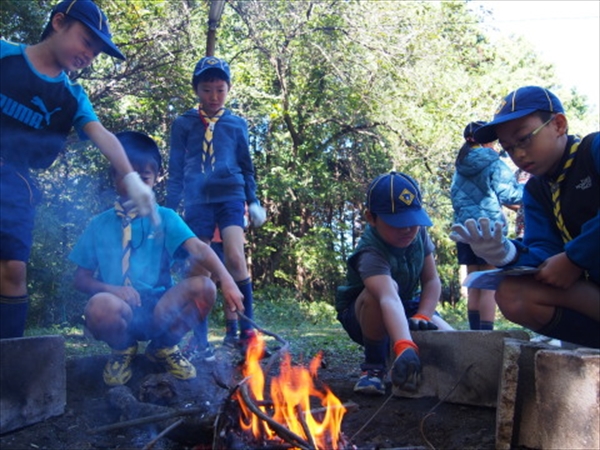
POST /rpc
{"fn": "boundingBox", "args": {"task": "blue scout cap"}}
[116,131,162,171]
[474,86,564,143]
[52,0,125,60]
[366,171,433,228]
[193,56,231,84]
[463,121,487,143]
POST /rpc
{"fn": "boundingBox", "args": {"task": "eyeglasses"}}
[501,116,555,154]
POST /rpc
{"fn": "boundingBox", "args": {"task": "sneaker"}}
[103,344,138,386]
[183,337,216,362]
[223,334,239,348]
[354,370,386,395]
[390,347,421,392]
[145,344,197,380]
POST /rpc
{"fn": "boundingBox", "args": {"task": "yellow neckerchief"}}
[199,105,225,172]
[114,200,137,286]
[549,141,579,244]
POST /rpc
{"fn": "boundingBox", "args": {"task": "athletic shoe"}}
[223,334,239,348]
[354,370,386,395]
[390,347,421,392]
[183,337,216,362]
[145,344,197,380]
[103,344,138,386]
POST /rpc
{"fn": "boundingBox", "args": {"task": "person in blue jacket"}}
[0,0,155,339]
[166,57,266,358]
[450,121,523,330]
[451,86,599,348]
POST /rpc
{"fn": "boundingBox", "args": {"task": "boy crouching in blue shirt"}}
[336,172,453,396]
[69,131,244,386]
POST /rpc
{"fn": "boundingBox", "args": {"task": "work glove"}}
[248,202,266,227]
[450,218,516,267]
[122,172,160,225]
[408,314,438,331]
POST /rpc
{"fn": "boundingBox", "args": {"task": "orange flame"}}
[236,332,346,449]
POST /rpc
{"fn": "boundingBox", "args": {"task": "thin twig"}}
[238,382,314,450]
[419,363,475,450]
[142,418,184,450]
[349,393,395,442]
[87,407,203,434]
[296,404,318,450]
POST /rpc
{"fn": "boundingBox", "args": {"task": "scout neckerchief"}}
[199,105,225,172]
[549,141,579,244]
[115,200,137,286]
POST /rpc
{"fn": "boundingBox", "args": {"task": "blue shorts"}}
[128,290,165,342]
[456,242,488,266]
[185,201,245,240]
[337,297,423,346]
[0,164,40,261]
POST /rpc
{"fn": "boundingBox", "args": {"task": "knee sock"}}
[237,278,254,334]
[0,295,29,339]
[360,336,388,373]
[480,320,494,330]
[225,319,238,338]
[467,310,480,330]
[194,316,209,348]
[537,307,600,349]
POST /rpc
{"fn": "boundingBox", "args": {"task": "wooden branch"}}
[142,418,184,450]
[238,382,314,450]
[296,404,318,450]
[87,407,203,434]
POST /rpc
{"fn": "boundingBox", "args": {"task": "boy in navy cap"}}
[70,131,244,386]
[451,86,599,348]
[166,56,267,358]
[0,0,156,339]
[336,172,453,395]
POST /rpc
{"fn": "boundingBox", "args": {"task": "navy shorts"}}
[0,164,40,261]
[456,242,488,266]
[185,201,245,240]
[337,297,423,346]
[128,290,165,342]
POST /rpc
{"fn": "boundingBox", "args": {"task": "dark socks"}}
[467,309,480,330]
[237,278,254,333]
[0,295,29,339]
[225,319,238,338]
[360,336,388,372]
[194,316,209,347]
[537,307,600,348]
[480,320,494,330]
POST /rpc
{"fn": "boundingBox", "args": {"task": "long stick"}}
[142,418,184,450]
[87,407,203,434]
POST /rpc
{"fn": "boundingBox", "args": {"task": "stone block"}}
[0,335,66,434]
[393,330,529,407]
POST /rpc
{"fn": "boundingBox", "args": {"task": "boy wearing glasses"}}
[450,86,599,348]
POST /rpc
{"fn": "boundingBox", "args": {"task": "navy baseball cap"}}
[474,86,564,143]
[463,121,487,143]
[52,0,125,60]
[366,172,432,228]
[192,56,231,86]
[116,131,162,172]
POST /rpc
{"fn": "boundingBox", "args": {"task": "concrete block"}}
[393,330,529,407]
[520,347,600,449]
[494,338,521,450]
[0,335,66,434]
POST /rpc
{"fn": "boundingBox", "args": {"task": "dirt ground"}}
[0,343,497,450]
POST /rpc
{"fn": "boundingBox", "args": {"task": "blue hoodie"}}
[450,146,523,233]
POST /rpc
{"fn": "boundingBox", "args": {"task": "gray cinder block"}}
[0,335,66,434]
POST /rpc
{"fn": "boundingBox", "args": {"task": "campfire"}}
[234,331,348,449]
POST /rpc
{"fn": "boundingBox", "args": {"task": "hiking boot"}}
[103,344,138,386]
[354,370,386,395]
[390,347,421,392]
[145,344,197,380]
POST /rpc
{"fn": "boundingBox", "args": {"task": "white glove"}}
[122,172,160,225]
[450,218,516,267]
[248,202,266,227]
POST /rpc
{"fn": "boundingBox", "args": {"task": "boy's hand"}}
[450,218,516,267]
[122,172,160,225]
[249,202,267,227]
[408,314,438,331]
[536,252,582,289]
